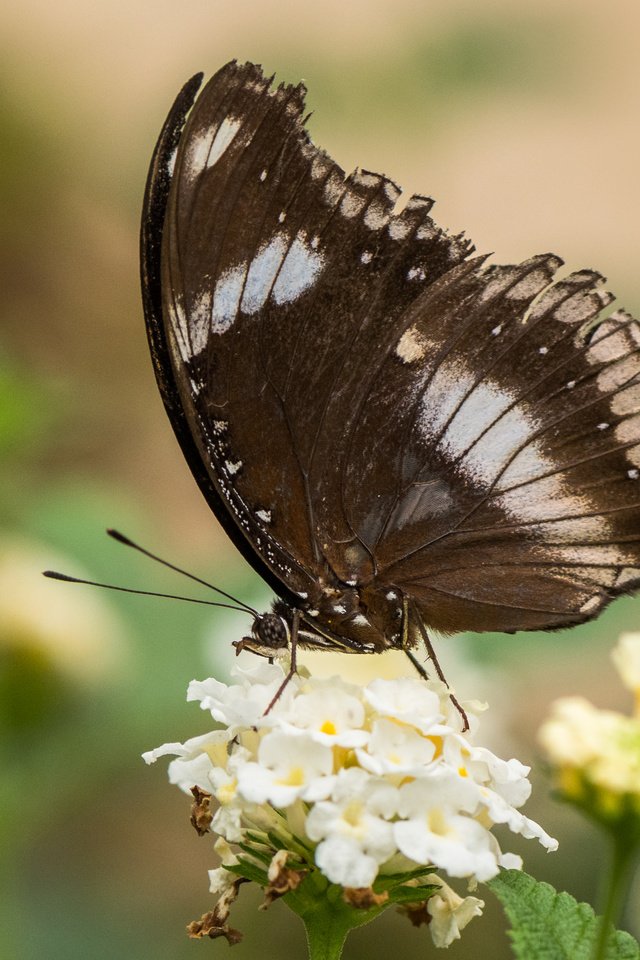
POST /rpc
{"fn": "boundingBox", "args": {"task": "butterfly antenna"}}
[42,569,253,615]
[106,528,259,617]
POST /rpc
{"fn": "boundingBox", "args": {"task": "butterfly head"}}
[232,611,289,659]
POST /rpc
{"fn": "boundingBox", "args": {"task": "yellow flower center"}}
[320,720,337,735]
[217,778,237,805]
[278,766,306,787]
[342,801,363,828]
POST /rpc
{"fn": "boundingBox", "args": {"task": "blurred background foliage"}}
[1,1,638,957]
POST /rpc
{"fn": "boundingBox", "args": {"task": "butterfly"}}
[140,59,640,691]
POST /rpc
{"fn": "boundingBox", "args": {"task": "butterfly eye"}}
[255,614,288,650]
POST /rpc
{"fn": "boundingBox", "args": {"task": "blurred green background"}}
[1,1,639,956]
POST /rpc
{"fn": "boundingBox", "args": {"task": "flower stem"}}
[284,876,389,960]
[593,833,638,960]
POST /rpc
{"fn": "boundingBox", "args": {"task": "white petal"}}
[315,835,379,888]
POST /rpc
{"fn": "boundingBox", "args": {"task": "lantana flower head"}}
[539,633,640,829]
[145,659,556,948]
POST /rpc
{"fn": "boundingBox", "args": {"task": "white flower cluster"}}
[146,660,556,897]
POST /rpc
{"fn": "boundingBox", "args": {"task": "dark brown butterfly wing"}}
[143,59,640,642]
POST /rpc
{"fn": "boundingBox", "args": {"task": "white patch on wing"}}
[256,509,272,523]
[340,191,366,218]
[418,356,616,535]
[241,233,289,314]
[505,270,549,300]
[166,147,177,177]
[324,173,344,206]
[272,232,325,306]
[531,516,614,543]
[440,379,517,458]
[190,290,212,354]
[207,116,242,167]
[617,567,640,586]
[352,171,380,189]
[396,326,427,364]
[211,262,248,334]
[184,131,213,178]
[169,294,190,362]
[455,407,542,488]
[612,384,640,416]
[388,219,411,240]
[579,595,601,614]
[419,359,475,436]
[311,156,329,180]
[616,415,640,467]
[416,222,436,241]
[495,476,586,524]
[383,180,401,203]
[363,203,389,230]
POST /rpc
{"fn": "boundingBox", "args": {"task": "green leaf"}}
[489,870,640,960]
[225,859,268,886]
[386,884,440,905]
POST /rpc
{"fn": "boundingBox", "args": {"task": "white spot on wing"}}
[256,509,272,523]
[361,251,373,264]
[225,460,242,475]
[407,266,426,281]
[396,326,427,364]
[211,262,248,334]
[241,233,288,314]
[272,232,325,306]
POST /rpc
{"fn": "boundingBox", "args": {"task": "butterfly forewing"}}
[144,59,640,647]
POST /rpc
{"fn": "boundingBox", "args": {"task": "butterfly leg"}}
[409,601,469,733]
[263,608,301,715]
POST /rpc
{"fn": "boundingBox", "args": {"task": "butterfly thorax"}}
[271,580,407,654]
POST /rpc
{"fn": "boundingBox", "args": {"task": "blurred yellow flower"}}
[538,635,640,828]
[0,537,127,686]
[612,633,640,708]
